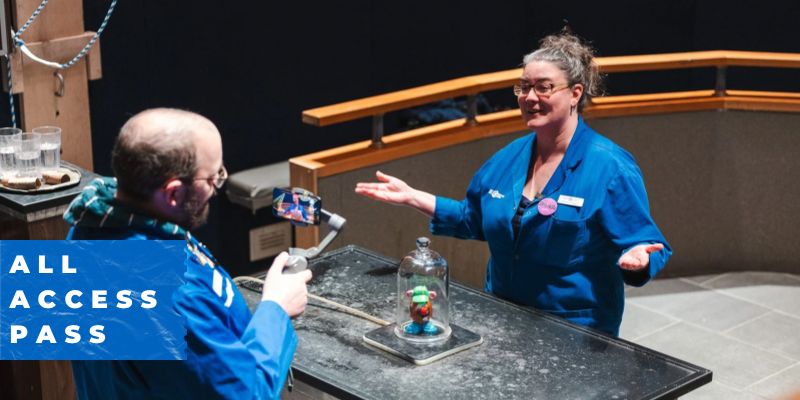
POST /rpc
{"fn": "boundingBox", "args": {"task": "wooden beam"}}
[723,95,800,113]
[289,162,320,249]
[3,3,97,400]
[720,51,800,68]
[302,51,800,127]
[586,91,800,118]
[2,53,24,93]
[14,0,84,43]
[85,36,102,81]
[591,90,717,105]
[725,90,800,99]
[595,51,726,72]
[295,92,800,186]
[292,110,526,180]
[585,97,725,118]
[38,360,76,400]
[302,76,479,127]
[18,32,98,171]
[3,32,102,95]
[21,32,99,65]
[292,91,800,241]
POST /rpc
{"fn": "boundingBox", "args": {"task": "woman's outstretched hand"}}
[355,171,436,218]
[355,171,416,206]
[618,243,664,271]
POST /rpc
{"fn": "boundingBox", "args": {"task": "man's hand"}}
[262,252,312,318]
[619,244,664,271]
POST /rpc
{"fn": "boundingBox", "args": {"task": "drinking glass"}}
[33,126,61,172]
[0,127,22,178]
[11,132,41,178]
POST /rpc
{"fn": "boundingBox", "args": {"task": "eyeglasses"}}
[514,82,570,97]
[194,165,228,189]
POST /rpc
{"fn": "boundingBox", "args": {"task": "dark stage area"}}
[2,0,799,256]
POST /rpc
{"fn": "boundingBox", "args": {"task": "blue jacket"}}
[65,177,296,400]
[432,117,671,335]
[284,203,308,221]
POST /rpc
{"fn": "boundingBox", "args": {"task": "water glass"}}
[11,132,41,178]
[0,127,22,178]
[33,126,61,172]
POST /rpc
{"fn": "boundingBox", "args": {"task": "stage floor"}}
[621,272,800,400]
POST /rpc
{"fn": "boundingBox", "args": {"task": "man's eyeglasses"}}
[194,165,228,189]
[514,82,570,97]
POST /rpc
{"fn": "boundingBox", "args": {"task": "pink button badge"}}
[538,198,558,216]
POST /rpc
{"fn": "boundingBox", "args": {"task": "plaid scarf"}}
[63,176,188,240]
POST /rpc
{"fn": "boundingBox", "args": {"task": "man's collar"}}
[63,177,188,240]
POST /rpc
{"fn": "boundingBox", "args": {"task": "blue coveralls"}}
[64,177,296,400]
[432,117,672,335]
[284,203,308,221]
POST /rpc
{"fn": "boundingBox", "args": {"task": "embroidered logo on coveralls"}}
[488,189,505,199]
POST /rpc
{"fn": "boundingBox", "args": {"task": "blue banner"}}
[0,240,186,360]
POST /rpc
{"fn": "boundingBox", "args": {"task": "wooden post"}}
[6,0,102,172]
[0,2,103,399]
[290,161,320,248]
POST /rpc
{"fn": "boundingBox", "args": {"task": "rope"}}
[5,0,118,126]
[232,276,391,326]
[12,0,118,69]
[15,0,48,38]
[5,55,15,128]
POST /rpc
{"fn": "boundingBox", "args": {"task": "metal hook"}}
[54,71,64,97]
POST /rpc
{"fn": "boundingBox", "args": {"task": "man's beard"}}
[180,187,210,230]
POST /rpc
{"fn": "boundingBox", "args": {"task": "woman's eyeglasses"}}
[514,82,570,97]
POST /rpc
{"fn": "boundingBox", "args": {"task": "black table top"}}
[0,162,100,217]
[237,246,711,400]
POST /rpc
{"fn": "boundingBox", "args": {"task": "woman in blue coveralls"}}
[356,31,671,336]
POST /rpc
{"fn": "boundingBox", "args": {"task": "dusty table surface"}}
[237,246,711,400]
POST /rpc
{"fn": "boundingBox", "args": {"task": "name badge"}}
[557,195,584,208]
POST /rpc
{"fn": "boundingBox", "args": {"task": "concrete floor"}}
[620,272,800,400]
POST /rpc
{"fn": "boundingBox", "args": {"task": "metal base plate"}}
[363,323,482,366]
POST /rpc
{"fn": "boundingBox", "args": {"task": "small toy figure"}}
[405,286,438,335]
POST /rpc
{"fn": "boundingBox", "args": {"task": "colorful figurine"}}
[405,286,438,335]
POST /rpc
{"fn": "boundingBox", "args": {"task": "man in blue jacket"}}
[65,108,311,399]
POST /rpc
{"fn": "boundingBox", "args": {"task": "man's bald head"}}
[112,108,220,200]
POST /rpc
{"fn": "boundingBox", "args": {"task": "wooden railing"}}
[302,51,800,139]
[292,50,800,247]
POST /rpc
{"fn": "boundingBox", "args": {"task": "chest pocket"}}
[538,217,587,269]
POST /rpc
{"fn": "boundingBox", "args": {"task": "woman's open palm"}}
[355,171,415,206]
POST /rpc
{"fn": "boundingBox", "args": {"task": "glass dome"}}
[395,237,451,343]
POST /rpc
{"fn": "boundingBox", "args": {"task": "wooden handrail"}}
[291,88,800,248]
[295,89,800,177]
[302,50,800,128]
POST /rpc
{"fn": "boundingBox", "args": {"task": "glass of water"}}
[11,132,42,178]
[0,127,22,178]
[33,126,61,172]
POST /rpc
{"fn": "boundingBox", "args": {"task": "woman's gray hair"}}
[522,31,605,113]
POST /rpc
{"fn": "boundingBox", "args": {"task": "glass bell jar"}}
[395,237,451,343]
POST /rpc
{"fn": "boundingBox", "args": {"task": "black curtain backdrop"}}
[2,0,798,256]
